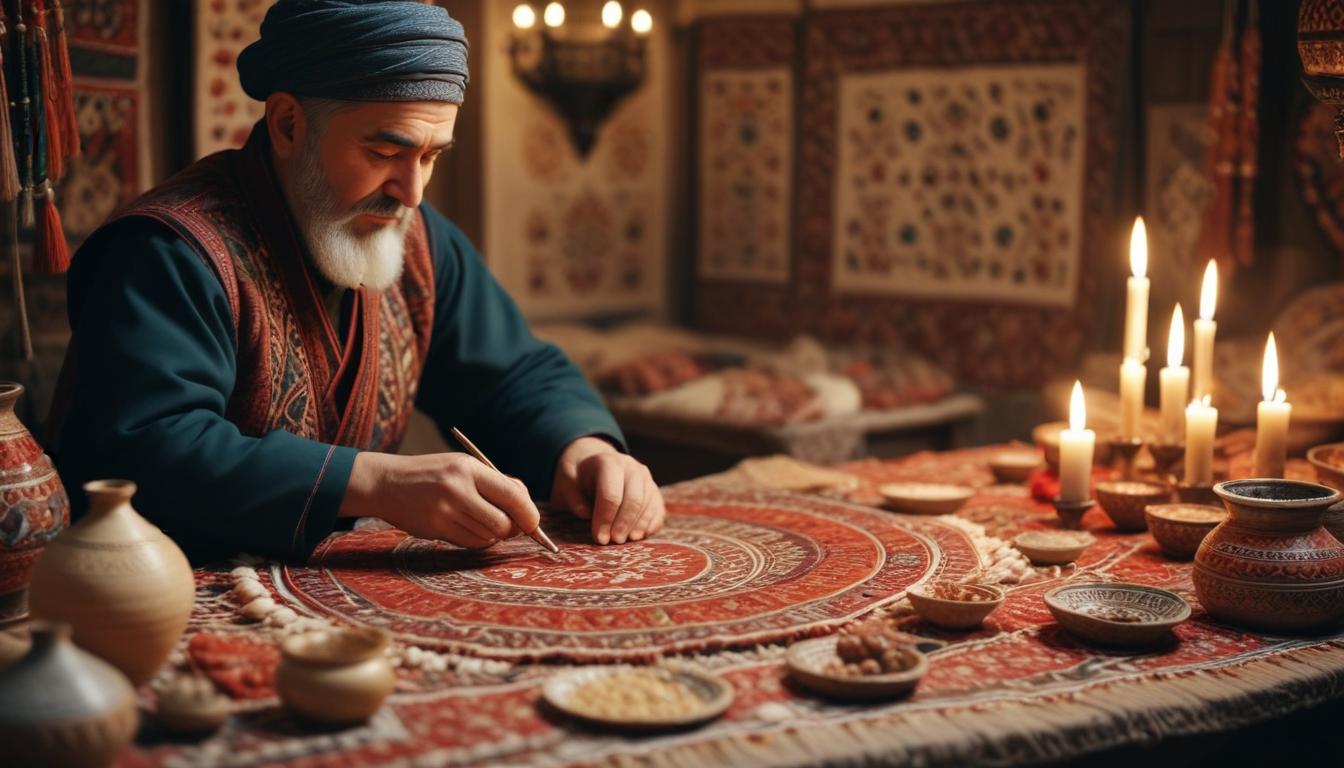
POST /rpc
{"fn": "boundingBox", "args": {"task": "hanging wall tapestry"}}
[483,0,669,319]
[692,0,1125,388]
[193,0,265,157]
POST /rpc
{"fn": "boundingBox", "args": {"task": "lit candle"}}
[1193,260,1218,400]
[1059,381,1096,503]
[1253,332,1292,478]
[1185,395,1218,485]
[1118,357,1145,440]
[1123,217,1150,362]
[1159,304,1189,444]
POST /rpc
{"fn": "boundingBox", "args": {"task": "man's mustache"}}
[352,194,407,218]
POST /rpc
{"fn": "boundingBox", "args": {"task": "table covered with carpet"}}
[119,446,1344,767]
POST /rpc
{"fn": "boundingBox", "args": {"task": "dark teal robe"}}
[54,205,623,562]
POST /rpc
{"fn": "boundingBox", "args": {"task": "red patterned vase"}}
[0,382,70,622]
[1194,479,1344,631]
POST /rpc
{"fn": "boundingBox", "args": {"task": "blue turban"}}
[237,0,469,104]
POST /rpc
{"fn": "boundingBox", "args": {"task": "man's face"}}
[288,100,459,291]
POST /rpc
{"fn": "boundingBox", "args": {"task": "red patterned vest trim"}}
[73,129,435,453]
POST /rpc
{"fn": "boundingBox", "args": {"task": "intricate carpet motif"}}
[124,450,1344,768]
[278,486,979,660]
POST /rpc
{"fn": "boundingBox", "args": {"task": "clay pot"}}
[0,621,138,767]
[28,479,195,684]
[1094,480,1171,532]
[1145,504,1226,561]
[276,627,396,723]
[1194,479,1344,631]
[0,382,70,622]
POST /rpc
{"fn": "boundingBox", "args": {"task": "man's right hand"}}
[338,452,540,549]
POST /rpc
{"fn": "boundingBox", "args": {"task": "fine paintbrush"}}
[451,427,560,554]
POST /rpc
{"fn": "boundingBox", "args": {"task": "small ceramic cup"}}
[276,627,396,724]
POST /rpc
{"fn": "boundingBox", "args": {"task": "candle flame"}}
[1203,394,1212,407]
[1167,303,1184,369]
[1129,217,1147,279]
[1262,332,1279,403]
[1275,388,1287,404]
[1199,260,1217,321]
[1069,380,1086,432]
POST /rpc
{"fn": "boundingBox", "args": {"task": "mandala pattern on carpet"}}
[274,486,981,660]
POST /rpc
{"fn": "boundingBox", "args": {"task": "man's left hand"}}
[551,437,665,545]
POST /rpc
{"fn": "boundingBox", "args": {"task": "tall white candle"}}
[1158,304,1190,444]
[1253,333,1292,478]
[1123,218,1151,362]
[1192,260,1218,400]
[1059,381,1096,503]
[1119,357,1145,440]
[1185,395,1218,485]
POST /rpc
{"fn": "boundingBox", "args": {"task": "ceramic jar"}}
[1194,479,1344,631]
[276,627,396,723]
[0,382,70,622]
[0,621,138,767]
[28,479,195,684]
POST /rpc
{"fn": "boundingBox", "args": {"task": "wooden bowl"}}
[1044,583,1190,648]
[542,666,733,731]
[878,483,973,515]
[785,636,927,700]
[1012,530,1094,566]
[988,451,1044,483]
[1145,504,1226,560]
[1094,480,1171,532]
[1307,442,1344,491]
[907,582,1004,629]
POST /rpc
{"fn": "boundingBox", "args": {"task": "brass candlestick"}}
[1147,442,1186,484]
[1052,497,1096,530]
[1107,436,1145,480]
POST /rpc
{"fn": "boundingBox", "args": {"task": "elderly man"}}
[48,0,664,561]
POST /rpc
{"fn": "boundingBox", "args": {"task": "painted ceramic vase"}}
[1194,479,1344,631]
[28,479,195,684]
[0,382,70,622]
[0,621,138,767]
[276,627,396,723]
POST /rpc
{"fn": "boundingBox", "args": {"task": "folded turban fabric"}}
[237,0,469,104]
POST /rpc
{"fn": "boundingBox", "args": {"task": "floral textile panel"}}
[193,0,268,157]
[697,68,794,284]
[831,64,1086,308]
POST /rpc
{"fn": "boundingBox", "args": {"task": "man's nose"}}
[384,162,424,209]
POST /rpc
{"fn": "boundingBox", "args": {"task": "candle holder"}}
[1107,436,1145,480]
[1051,497,1096,530]
[1175,482,1219,506]
[1147,442,1186,484]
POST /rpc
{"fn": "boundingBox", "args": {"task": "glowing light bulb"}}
[602,1,623,29]
[543,2,565,28]
[631,8,653,34]
[512,4,536,30]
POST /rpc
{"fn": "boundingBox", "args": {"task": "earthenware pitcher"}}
[28,479,195,684]
[0,621,138,767]
[1194,479,1344,631]
[0,381,69,622]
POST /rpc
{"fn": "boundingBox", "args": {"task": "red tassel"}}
[34,184,69,275]
[49,0,78,162]
[33,8,63,182]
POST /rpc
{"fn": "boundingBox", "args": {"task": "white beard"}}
[288,143,411,292]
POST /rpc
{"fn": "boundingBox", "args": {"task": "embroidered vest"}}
[52,128,435,452]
